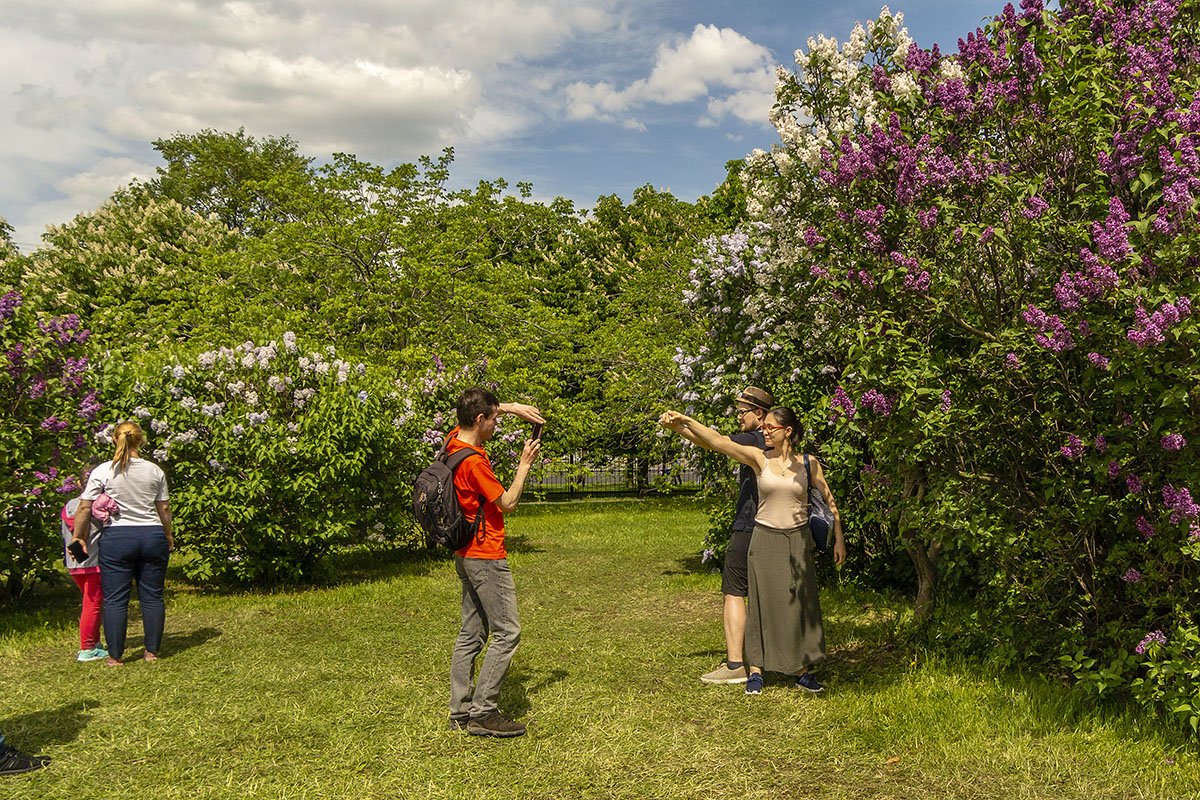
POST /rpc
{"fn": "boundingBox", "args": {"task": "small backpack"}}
[412,444,486,551]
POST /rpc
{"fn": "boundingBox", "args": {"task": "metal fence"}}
[525,454,705,500]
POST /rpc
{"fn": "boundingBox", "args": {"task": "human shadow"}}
[121,626,222,659]
[1,700,98,751]
[500,667,570,719]
[664,552,713,577]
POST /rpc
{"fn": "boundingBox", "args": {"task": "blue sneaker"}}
[795,673,824,693]
[745,673,764,695]
[77,647,108,662]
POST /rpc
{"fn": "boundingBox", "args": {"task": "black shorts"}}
[721,528,753,597]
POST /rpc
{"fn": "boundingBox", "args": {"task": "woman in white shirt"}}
[660,406,845,694]
[72,421,173,666]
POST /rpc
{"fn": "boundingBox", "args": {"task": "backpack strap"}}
[803,453,811,486]
[444,446,488,543]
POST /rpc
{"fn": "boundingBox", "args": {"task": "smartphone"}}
[530,422,544,441]
[68,540,87,562]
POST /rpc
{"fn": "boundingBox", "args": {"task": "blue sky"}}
[0,0,1003,249]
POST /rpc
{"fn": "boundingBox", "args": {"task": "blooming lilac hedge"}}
[682,2,1200,731]
[99,334,422,585]
[0,289,99,599]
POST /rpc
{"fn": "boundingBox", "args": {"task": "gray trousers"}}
[450,556,521,719]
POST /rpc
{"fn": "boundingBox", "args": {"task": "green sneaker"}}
[76,647,108,663]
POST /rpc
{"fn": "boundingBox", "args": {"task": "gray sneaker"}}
[700,663,748,684]
[467,712,526,738]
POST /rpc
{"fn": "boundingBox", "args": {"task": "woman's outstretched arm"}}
[659,410,765,472]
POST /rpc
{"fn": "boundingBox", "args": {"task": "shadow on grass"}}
[501,667,570,719]
[664,552,711,576]
[1,700,98,751]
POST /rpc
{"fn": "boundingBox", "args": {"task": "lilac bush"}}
[99,334,419,585]
[0,286,99,599]
[681,1,1200,730]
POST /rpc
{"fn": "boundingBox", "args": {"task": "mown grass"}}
[2,498,1197,799]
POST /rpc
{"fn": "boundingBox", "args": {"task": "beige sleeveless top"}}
[753,457,809,529]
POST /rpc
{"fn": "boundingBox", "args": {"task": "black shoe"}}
[0,745,50,776]
[467,712,526,738]
[449,717,469,731]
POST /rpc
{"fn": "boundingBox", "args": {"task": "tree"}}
[149,128,312,233]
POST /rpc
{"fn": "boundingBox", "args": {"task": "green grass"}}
[2,498,1197,799]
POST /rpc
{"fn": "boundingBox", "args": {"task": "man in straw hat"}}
[690,385,775,684]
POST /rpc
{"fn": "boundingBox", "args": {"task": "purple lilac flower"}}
[1060,434,1085,459]
[830,386,857,421]
[1087,352,1111,369]
[1122,568,1142,583]
[917,207,939,229]
[1023,304,1075,351]
[1136,515,1156,539]
[859,390,895,417]
[1163,485,1200,524]
[40,416,68,433]
[1161,433,1187,451]
[1094,435,1108,452]
[1108,460,1121,479]
[77,390,101,421]
[1126,473,1143,494]
[1128,297,1192,347]
[1021,196,1049,219]
[1005,352,1020,369]
[1135,630,1167,655]
[0,290,21,322]
[939,389,952,412]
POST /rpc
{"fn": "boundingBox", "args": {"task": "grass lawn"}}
[2,498,1197,799]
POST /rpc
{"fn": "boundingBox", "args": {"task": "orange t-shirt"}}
[445,430,507,559]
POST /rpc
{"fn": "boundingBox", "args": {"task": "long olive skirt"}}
[744,522,826,674]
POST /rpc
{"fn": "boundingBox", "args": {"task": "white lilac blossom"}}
[200,402,225,417]
[247,411,269,425]
[180,396,199,412]
[282,331,297,352]
[133,406,152,419]
[151,419,169,434]
[231,424,246,437]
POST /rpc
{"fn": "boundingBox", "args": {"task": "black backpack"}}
[412,444,486,551]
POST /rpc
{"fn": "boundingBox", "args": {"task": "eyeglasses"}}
[734,408,759,418]
[760,423,787,434]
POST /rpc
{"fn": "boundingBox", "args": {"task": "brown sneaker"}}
[700,663,748,684]
[467,712,526,738]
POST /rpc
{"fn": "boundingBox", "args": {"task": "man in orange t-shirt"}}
[447,387,542,738]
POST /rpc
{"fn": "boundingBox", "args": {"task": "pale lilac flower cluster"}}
[1127,296,1192,347]
[200,402,225,417]
[282,331,298,352]
[1087,352,1111,369]
[231,424,246,438]
[1022,304,1075,351]
[1163,485,1200,524]
[1005,352,1021,369]
[1060,434,1084,459]
[293,388,316,408]
[151,419,169,434]
[1135,630,1167,654]
[247,411,269,426]
[173,430,199,445]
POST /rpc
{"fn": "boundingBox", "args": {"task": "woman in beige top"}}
[660,406,845,694]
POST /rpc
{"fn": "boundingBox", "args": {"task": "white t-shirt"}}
[83,458,169,527]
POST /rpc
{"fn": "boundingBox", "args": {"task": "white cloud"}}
[565,23,776,128]
[10,158,156,244]
[106,52,478,159]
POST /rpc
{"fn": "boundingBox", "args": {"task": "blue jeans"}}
[99,525,169,660]
[450,557,521,719]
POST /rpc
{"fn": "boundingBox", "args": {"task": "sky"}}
[0,0,1004,250]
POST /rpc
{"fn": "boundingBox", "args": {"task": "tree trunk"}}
[900,473,938,623]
